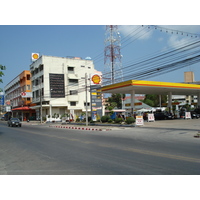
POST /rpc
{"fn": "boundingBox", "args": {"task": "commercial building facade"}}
[30,55,98,121]
[4,70,35,120]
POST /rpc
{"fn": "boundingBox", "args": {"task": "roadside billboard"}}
[0,94,4,106]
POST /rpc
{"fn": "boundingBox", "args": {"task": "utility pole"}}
[40,77,42,124]
[85,73,88,126]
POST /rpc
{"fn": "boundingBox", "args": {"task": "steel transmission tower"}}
[104,25,123,85]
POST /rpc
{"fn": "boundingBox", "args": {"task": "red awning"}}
[12,106,33,111]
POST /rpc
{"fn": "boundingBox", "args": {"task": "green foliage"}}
[114,117,123,124]
[107,119,113,123]
[142,99,154,107]
[81,112,86,116]
[142,94,167,107]
[106,94,125,109]
[0,64,6,92]
[125,117,135,124]
[101,115,110,123]
[76,118,80,122]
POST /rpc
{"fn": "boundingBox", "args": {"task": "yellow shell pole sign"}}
[91,74,102,85]
[32,53,39,61]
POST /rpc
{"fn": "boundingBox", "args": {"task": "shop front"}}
[12,106,36,121]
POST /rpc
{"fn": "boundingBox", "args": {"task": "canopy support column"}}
[168,92,172,113]
[131,90,135,116]
[197,93,200,108]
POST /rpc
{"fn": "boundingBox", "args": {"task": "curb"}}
[49,125,112,131]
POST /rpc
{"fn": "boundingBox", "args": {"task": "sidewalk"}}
[21,121,132,131]
[141,118,200,131]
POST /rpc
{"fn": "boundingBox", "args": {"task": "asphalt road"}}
[0,120,200,175]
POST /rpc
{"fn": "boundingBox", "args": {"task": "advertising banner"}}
[21,92,33,98]
[92,110,97,121]
[49,73,65,98]
[0,94,4,105]
[136,116,144,126]
[185,112,191,119]
[90,84,102,120]
[147,113,155,122]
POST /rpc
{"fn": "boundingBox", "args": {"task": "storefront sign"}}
[49,73,65,98]
[0,94,4,105]
[185,112,191,119]
[21,92,32,98]
[91,74,102,85]
[148,113,155,122]
[32,53,39,61]
[136,116,144,126]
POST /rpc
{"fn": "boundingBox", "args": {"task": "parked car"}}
[165,112,174,119]
[1,116,5,121]
[7,118,22,127]
[194,108,200,115]
[154,112,174,120]
[190,111,199,119]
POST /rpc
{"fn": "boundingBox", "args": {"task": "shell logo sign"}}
[91,74,102,85]
[32,53,39,61]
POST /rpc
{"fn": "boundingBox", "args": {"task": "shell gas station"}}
[101,79,200,114]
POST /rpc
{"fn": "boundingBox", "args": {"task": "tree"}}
[106,93,126,109]
[0,64,6,92]
[142,94,167,107]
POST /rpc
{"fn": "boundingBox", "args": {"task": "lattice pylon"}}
[103,25,123,85]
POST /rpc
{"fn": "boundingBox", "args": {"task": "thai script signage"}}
[49,73,65,98]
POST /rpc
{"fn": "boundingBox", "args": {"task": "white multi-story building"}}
[30,55,98,121]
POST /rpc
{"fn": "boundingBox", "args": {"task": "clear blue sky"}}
[1,1,200,92]
[1,25,200,90]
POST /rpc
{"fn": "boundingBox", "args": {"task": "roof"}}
[12,106,33,111]
[101,80,200,95]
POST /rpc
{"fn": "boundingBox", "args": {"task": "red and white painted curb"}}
[49,125,112,131]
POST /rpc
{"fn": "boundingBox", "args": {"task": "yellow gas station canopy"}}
[101,80,200,95]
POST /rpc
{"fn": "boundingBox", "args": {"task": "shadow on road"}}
[140,126,200,132]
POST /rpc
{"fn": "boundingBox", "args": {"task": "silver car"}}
[7,118,22,127]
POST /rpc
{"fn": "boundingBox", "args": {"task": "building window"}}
[84,102,90,106]
[68,67,74,74]
[36,90,39,98]
[70,101,76,106]
[69,79,78,84]
[81,65,85,68]
[70,90,78,95]
[27,85,31,90]
[27,74,31,80]
[39,64,44,71]
[32,80,35,87]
